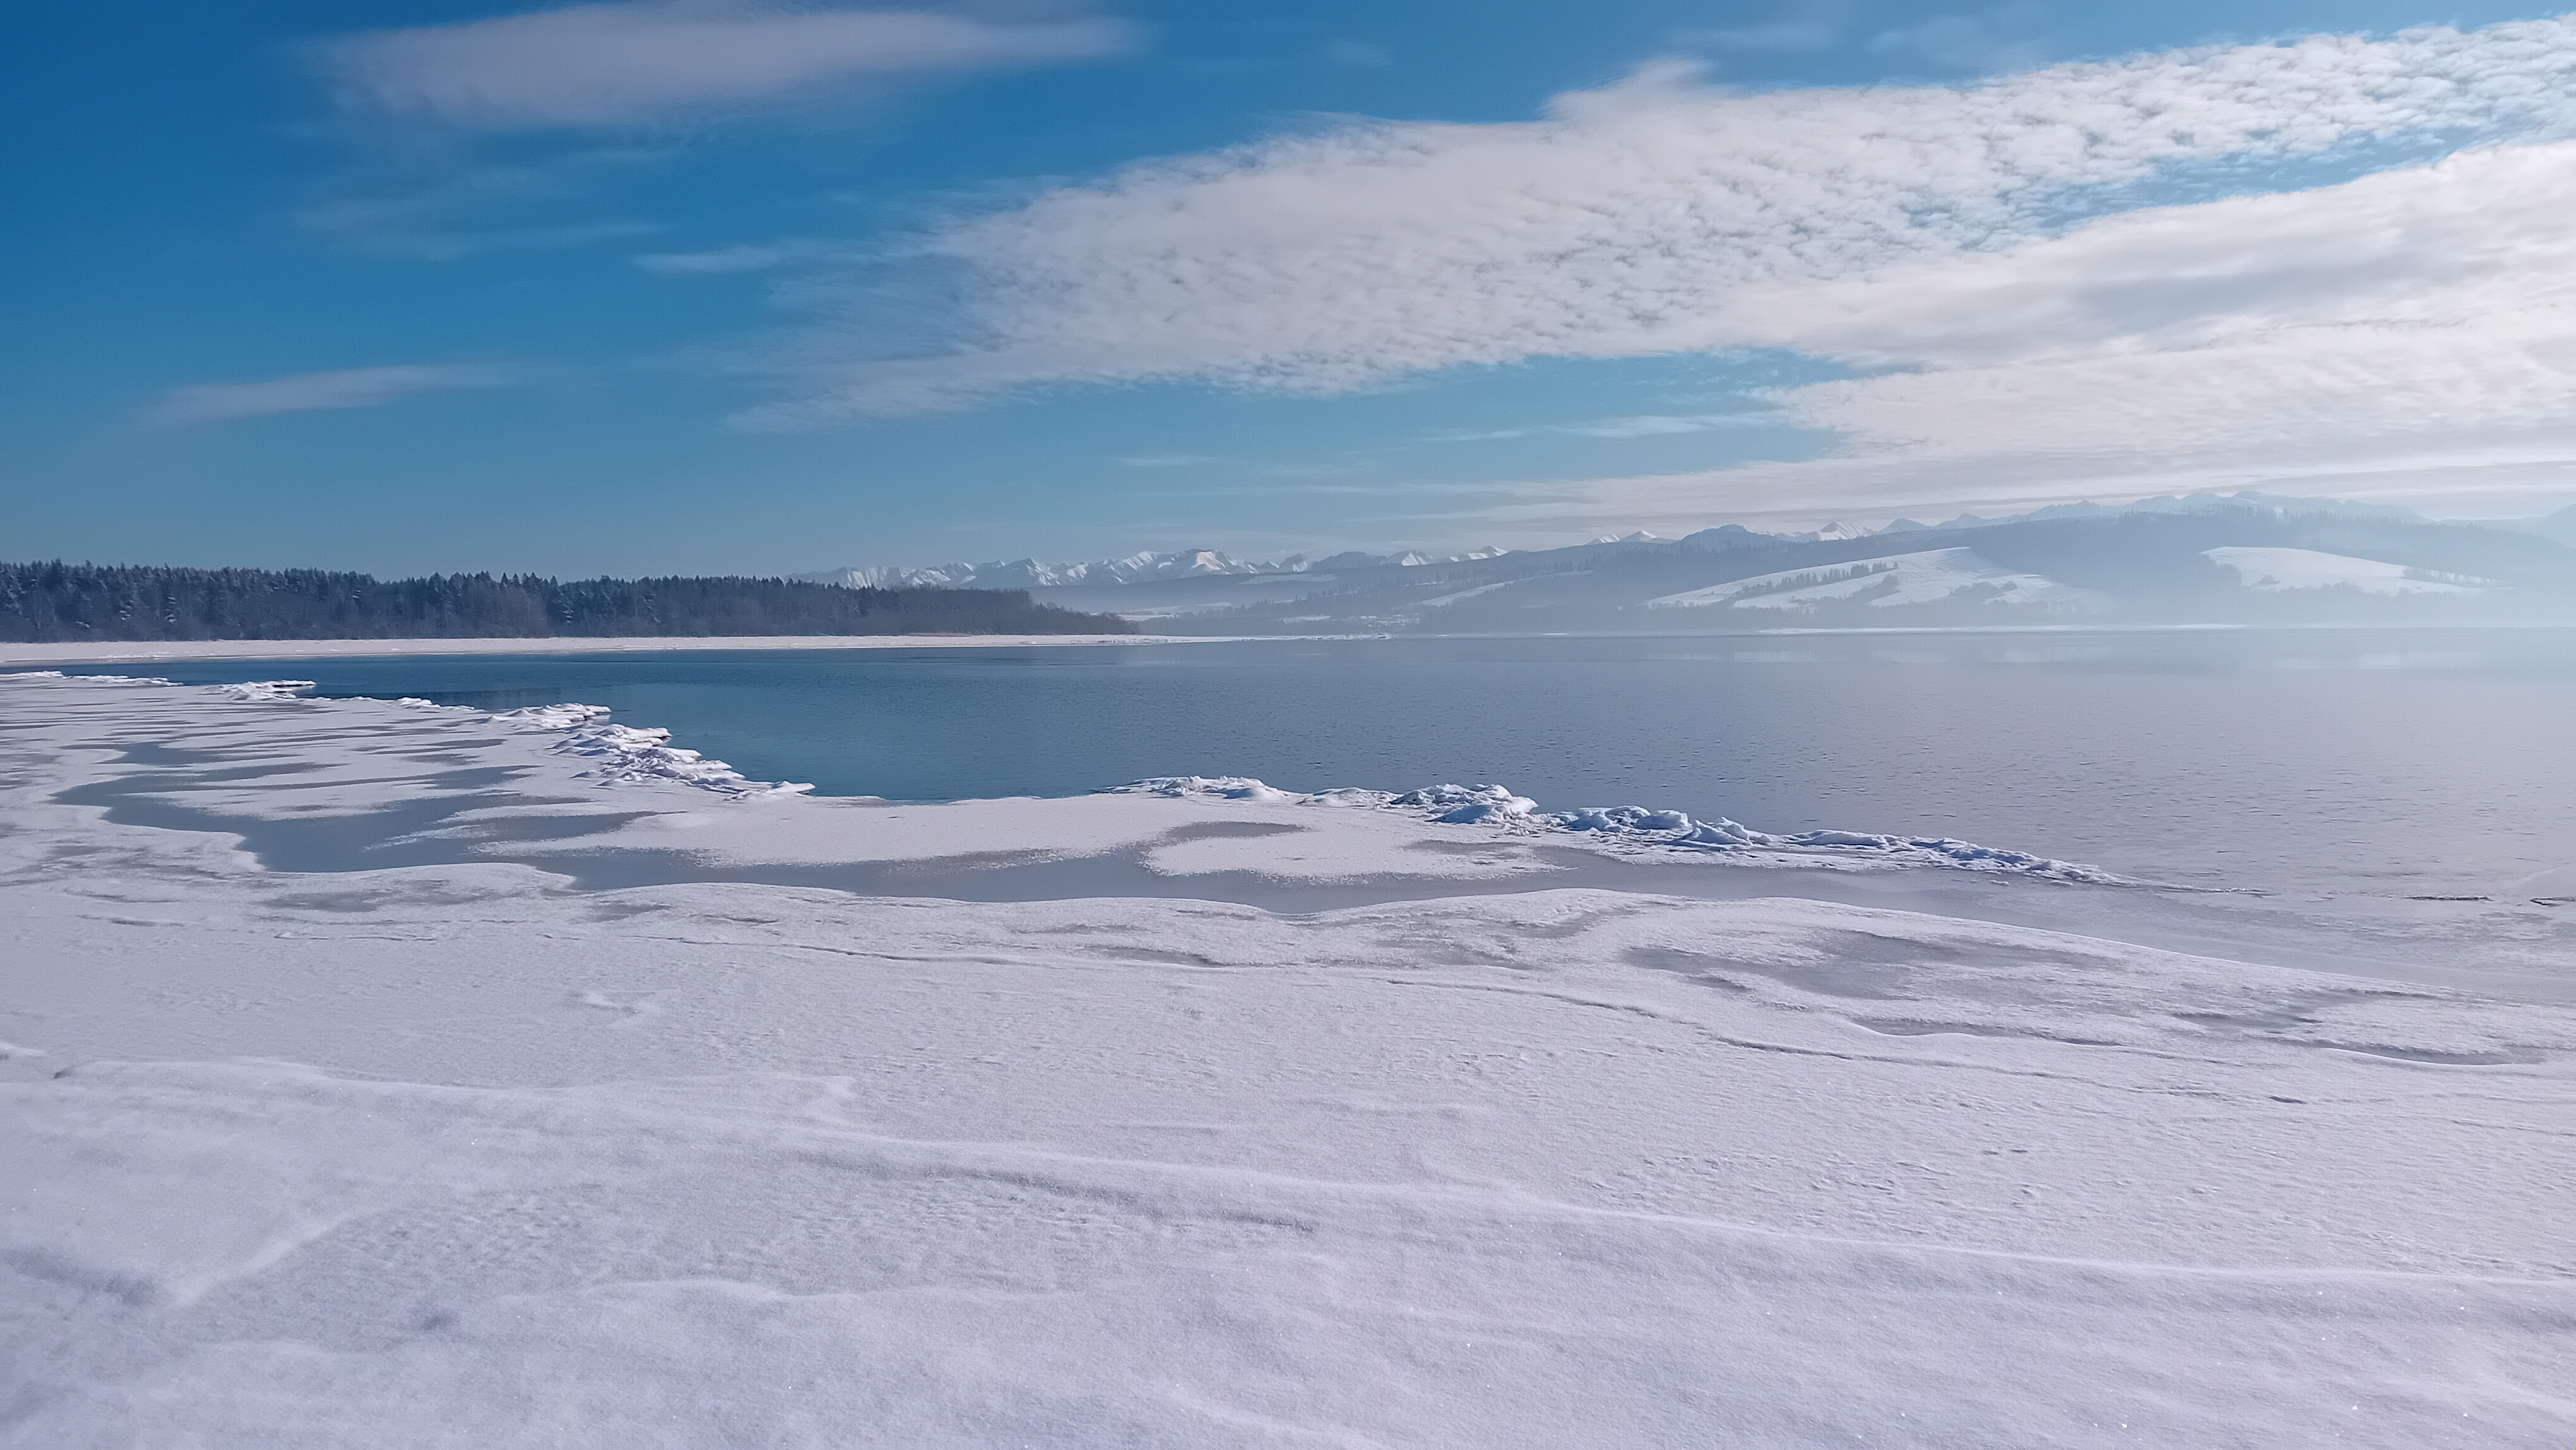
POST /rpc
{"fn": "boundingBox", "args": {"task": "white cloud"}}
[775,15,2576,419]
[317,3,1136,129]
[741,12,2576,518]
[290,147,674,256]
[148,364,521,426]
[1536,140,2576,525]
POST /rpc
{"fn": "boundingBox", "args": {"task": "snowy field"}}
[4,672,2573,1447]
[2202,548,2497,596]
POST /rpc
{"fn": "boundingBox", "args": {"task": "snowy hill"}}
[2203,547,2498,596]
[1647,547,2106,614]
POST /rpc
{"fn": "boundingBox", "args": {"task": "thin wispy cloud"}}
[316,2,1138,130]
[148,363,522,427]
[1116,453,1221,467]
[1680,1,1850,54]
[1867,4,2050,74]
[290,147,673,257]
[362,220,663,262]
[1424,413,1780,443]
[635,241,822,275]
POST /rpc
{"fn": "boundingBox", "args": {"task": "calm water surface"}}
[79,630,2576,896]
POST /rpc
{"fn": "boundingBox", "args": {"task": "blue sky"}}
[10,2,2576,576]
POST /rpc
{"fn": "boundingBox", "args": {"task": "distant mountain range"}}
[797,493,2576,631]
[794,545,1515,591]
[2503,500,2576,547]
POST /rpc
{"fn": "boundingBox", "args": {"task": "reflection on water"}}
[53,627,2576,896]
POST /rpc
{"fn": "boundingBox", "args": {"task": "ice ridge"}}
[212,680,318,703]
[494,704,816,798]
[1112,777,2128,883]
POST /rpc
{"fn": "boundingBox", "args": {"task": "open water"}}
[71,629,2576,897]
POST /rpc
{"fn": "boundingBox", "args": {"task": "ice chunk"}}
[212,680,316,702]
[1121,776,1299,803]
[492,702,614,730]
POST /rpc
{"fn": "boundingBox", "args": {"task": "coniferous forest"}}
[0,561,1135,642]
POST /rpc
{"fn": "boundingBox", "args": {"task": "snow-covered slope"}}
[2204,546,2497,595]
[1647,547,2103,613]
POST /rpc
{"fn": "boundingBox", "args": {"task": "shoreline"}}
[0,632,1246,666]
[10,669,2567,1000]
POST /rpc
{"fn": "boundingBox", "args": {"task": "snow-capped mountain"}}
[796,501,2381,596]
[789,491,2576,631]
[799,549,1263,590]
[794,546,1506,591]
[2496,501,2576,548]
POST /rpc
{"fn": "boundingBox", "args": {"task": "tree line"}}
[0,561,1135,642]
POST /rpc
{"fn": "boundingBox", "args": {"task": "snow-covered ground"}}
[1649,547,2105,612]
[2204,546,2497,595]
[4,672,2572,1447]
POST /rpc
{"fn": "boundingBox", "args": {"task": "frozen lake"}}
[9,668,2570,1447]
[69,628,2576,897]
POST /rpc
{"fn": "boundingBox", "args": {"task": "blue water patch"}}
[59,628,2576,896]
